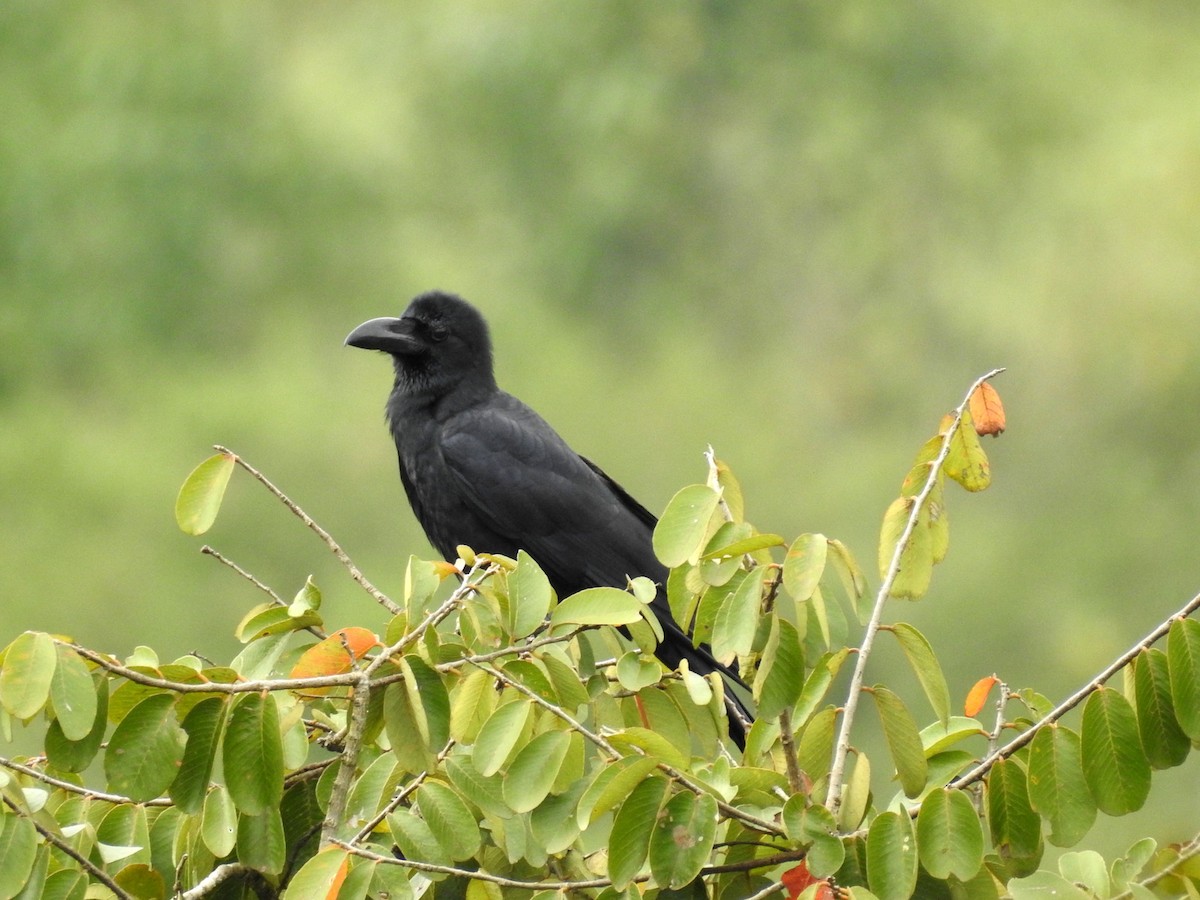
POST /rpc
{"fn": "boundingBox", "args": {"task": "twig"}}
[476,661,784,837]
[777,708,804,796]
[68,641,361,694]
[333,840,624,889]
[950,588,1200,790]
[743,880,786,900]
[214,445,401,615]
[321,671,371,845]
[0,755,172,807]
[201,546,328,641]
[827,369,1004,816]
[2,795,133,899]
[349,742,456,845]
[1118,830,1200,897]
[178,864,267,900]
[199,545,284,605]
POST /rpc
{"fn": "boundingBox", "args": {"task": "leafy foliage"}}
[1,375,1199,898]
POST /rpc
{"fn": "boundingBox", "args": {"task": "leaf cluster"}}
[1,374,1199,899]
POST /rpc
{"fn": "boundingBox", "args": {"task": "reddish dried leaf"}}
[964,675,1000,717]
[289,627,379,681]
[969,382,1006,437]
[782,861,820,898]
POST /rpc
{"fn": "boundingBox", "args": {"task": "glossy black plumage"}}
[347,291,751,746]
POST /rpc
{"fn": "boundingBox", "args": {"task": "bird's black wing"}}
[437,394,662,594]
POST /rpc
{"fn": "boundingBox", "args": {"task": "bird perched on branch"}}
[346,291,752,747]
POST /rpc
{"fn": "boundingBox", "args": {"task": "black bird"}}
[346,291,752,747]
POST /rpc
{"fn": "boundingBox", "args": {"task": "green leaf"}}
[1168,617,1200,740]
[234,602,322,643]
[781,800,844,878]
[575,755,660,828]
[503,730,571,813]
[96,804,151,869]
[0,815,38,900]
[445,756,511,820]
[783,533,828,602]
[701,531,785,560]
[509,551,553,638]
[891,623,950,724]
[1080,688,1151,816]
[104,692,186,802]
[449,667,497,745]
[608,726,690,771]
[48,644,96,742]
[288,576,323,616]
[945,410,991,492]
[175,451,236,535]
[1132,648,1189,769]
[838,751,872,833]
[866,810,918,900]
[237,807,286,876]
[615,652,662,693]
[472,699,532,777]
[916,788,983,881]
[417,781,481,861]
[550,587,643,628]
[388,809,450,870]
[201,784,238,858]
[170,696,228,815]
[45,675,108,773]
[1027,725,1096,848]
[872,685,928,798]
[384,679,433,775]
[0,631,57,720]
[1007,871,1093,900]
[878,496,933,599]
[796,706,838,788]
[653,484,721,568]
[648,791,718,889]
[711,566,766,666]
[987,757,1042,870]
[283,848,350,899]
[608,775,670,890]
[754,616,805,721]
[223,692,284,816]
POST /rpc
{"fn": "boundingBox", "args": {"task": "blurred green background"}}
[3,2,1199,854]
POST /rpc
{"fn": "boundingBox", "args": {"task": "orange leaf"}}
[964,674,1000,717]
[327,854,349,898]
[969,382,1006,437]
[781,862,820,899]
[290,627,379,681]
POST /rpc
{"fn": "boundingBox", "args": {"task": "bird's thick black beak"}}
[345,317,423,354]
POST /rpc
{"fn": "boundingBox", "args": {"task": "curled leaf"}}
[969,381,1006,436]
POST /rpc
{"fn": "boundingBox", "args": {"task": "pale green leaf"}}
[0,631,57,720]
[48,644,96,741]
[653,484,721,568]
[103,692,186,802]
[175,451,236,535]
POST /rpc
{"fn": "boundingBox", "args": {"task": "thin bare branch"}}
[214,445,401,615]
[827,368,1004,816]
[950,588,1200,790]
[3,795,133,899]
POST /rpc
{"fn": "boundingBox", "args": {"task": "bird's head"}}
[346,291,496,399]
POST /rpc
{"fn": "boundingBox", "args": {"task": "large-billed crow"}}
[346,291,752,747]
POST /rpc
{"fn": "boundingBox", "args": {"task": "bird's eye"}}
[427,323,449,343]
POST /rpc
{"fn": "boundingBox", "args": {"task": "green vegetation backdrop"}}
[3,1,1198,857]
